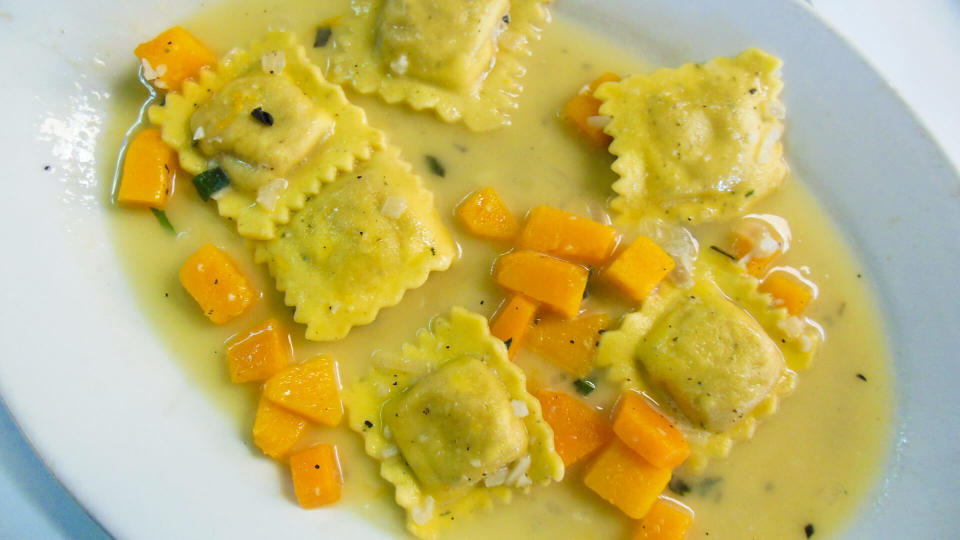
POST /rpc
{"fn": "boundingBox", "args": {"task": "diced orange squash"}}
[494,250,588,319]
[455,187,519,241]
[527,313,609,377]
[731,233,778,278]
[535,389,613,466]
[584,439,672,519]
[604,236,675,302]
[563,72,621,147]
[517,206,620,265]
[179,244,256,324]
[116,129,177,209]
[263,356,343,426]
[289,444,342,508]
[759,271,814,315]
[252,396,306,459]
[633,499,694,540]
[225,318,291,383]
[730,218,787,278]
[134,26,216,92]
[612,392,690,469]
[489,295,538,359]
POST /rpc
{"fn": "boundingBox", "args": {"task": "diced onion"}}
[256,178,288,211]
[587,115,611,129]
[261,51,286,74]
[381,196,407,219]
[511,399,529,418]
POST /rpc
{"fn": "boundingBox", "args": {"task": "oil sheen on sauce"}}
[102,0,894,537]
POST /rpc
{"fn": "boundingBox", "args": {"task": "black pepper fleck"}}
[804,523,815,538]
[856,373,868,382]
[364,420,374,428]
[251,107,274,126]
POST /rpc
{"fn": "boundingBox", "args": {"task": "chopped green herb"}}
[250,107,274,126]
[856,373,868,382]
[745,189,755,197]
[804,523,815,538]
[193,167,230,201]
[668,475,691,496]
[425,155,445,177]
[573,378,596,395]
[313,26,333,47]
[710,245,737,260]
[150,208,175,234]
[697,476,724,497]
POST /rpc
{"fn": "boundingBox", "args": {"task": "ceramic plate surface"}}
[1,0,958,538]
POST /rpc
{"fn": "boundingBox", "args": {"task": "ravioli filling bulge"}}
[384,356,529,490]
[378,0,509,91]
[636,280,785,433]
[254,146,456,342]
[598,48,787,223]
[190,73,333,191]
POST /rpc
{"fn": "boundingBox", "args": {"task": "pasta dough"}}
[597,49,787,223]
[345,308,563,538]
[598,248,817,470]
[327,0,552,131]
[253,146,456,342]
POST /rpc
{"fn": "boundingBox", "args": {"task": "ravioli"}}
[326,0,552,131]
[598,248,817,471]
[346,308,564,539]
[149,31,385,239]
[597,49,787,223]
[253,146,456,342]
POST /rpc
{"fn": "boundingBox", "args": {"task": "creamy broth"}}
[102,0,893,537]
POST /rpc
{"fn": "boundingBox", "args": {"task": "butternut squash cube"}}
[134,26,216,92]
[226,318,291,383]
[263,356,343,426]
[604,236,675,302]
[612,392,690,469]
[179,244,256,324]
[290,444,342,508]
[494,250,588,318]
[759,271,815,315]
[633,499,694,540]
[527,313,609,377]
[535,389,613,466]
[456,186,519,241]
[517,206,619,265]
[252,396,306,459]
[583,439,671,519]
[563,72,621,147]
[116,128,177,209]
[489,294,538,359]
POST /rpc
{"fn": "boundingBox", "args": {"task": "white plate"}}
[1,0,958,538]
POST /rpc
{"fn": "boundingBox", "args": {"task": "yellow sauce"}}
[101,0,894,537]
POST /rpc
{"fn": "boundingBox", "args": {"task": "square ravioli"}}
[149,31,385,239]
[598,248,815,471]
[596,48,787,223]
[345,308,564,539]
[384,356,529,490]
[253,146,456,342]
[636,279,785,432]
[327,0,552,131]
